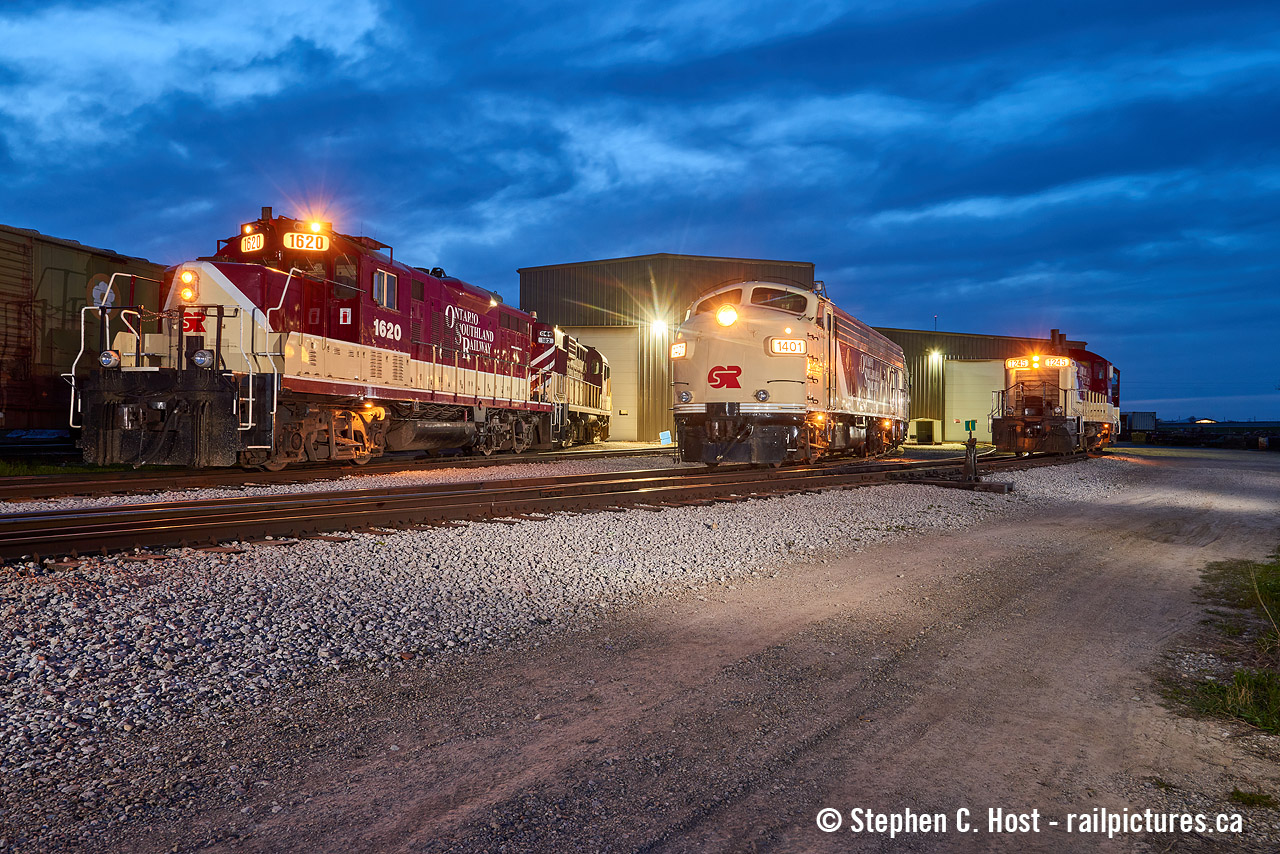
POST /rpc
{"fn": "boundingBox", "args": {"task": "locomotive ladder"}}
[236,268,301,446]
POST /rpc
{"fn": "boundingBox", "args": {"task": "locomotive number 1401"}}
[374,319,403,341]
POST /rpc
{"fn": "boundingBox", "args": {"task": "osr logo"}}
[181,312,205,333]
[707,365,742,389]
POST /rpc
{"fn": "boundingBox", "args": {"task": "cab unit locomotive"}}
[69,209,610,468]
[671,280,908,465]
[990,334,1119,454]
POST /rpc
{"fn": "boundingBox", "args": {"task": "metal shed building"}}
[519,253,815,441]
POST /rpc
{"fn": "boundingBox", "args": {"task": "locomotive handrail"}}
[240,266,309,438]
[65,305,104,429]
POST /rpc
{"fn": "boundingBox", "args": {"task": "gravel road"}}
[2,448,1278,852]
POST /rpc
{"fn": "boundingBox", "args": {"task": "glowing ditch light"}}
[670,341,687,359]
[716,305,738,327]
[769,338,806,355]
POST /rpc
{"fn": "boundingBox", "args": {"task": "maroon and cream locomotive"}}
[69,208,610,468]
[990,331,1119,454]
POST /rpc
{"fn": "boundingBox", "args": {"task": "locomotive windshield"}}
[695,289,742,314]
[749,286,809,315]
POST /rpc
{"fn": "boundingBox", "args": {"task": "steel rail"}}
[0,452,1089,562]
[0,446,678,502]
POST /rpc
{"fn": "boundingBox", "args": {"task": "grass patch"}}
[1229,788,1276,808]
[1201,554,1280,633]
[1170,551,1280,732]
[1187,669,1280,733]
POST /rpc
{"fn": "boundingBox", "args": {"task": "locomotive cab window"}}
[287,254,327,281]
[373,269,398,309]
[695,289,742,314]
[749,287,809,315]
[333,254,359,296]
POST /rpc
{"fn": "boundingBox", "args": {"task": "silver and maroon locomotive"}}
[671,280,908,465]
[70,209,610,468]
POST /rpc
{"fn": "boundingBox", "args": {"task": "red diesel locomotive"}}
[990,332,1119,454]
[70,208,610,468]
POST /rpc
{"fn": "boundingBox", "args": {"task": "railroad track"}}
[0,445,676,502]
[0,452,1088,562]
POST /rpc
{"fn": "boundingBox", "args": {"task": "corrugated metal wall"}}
[872,327,1087,422]
[520,254,815,441]
[519,254,814,329]
[0,225,164,430]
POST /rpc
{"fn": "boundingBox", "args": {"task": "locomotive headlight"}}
[309,221,323,233]
[754,389,769,402]
[715,305,738,327]
[677,390,693,403]
[177,269,199,302]
[190,348,215,369]
[98,350,121,369]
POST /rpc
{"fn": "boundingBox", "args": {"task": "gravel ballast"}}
[0,455,1133,850]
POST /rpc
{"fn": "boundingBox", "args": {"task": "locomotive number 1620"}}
[374,319,403,341]
[283,232,331,251]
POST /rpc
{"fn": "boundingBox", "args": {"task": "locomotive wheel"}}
[261,458,289,472]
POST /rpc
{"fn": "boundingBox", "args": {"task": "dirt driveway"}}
[115,448,1280,852]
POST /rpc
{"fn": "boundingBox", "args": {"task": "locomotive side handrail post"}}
[214,306,225,371]
[237,311,257,432]
[64,305,99,428]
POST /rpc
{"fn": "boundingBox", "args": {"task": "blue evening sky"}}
[1,0,1277,420]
